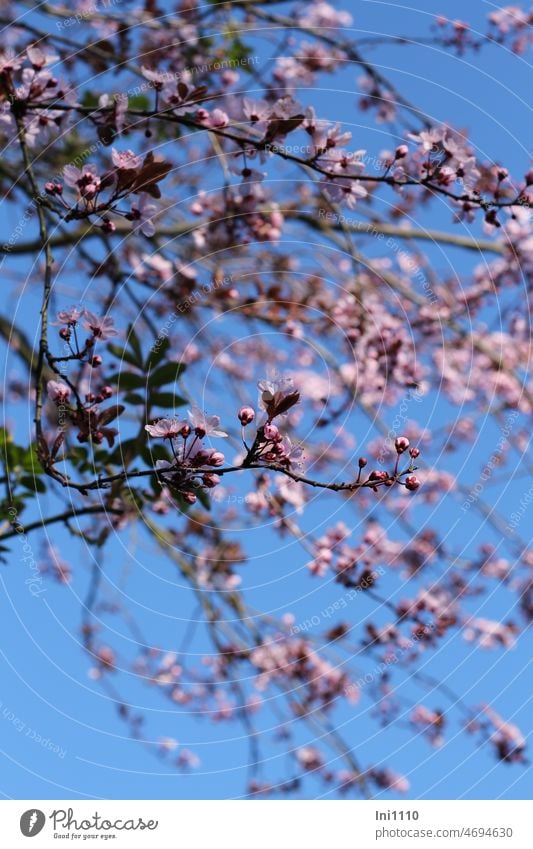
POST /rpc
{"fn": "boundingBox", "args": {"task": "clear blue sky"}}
[1,0,531,800]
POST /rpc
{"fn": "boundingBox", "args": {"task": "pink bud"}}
[358,456,367,468]
[89,355,102,367]
[395,144,408,159]
[395,436,410,454]
[263,423,279,441]
[405,475,421,491]
[183,492,197,504]
[409,447,420,459]
[208,451,225,467]
[45,181,63,195]
[202,473,220,488]
[238,406,255,426]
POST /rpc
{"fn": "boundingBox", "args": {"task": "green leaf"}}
[123,392,147,406]
[20,475,46,493]
[128,95,151,110]
[107,438,139,466]
[196,487,211,511]
[149,362,186,387]
[108,344,140,369]
[98,404,125,426]
[22,444,40,472]
[145,338,170,370]
[108,372,147,390]
[80,90,99,108]
[150,392,187,408]
[126,324,143,366]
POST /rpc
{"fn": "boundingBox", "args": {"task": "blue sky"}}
[1,0,532,800]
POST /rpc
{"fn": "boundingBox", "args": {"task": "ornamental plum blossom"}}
[47,380,71,404]
[83,312,119,340]
[111,148,142,170]
[187,405,227,438]
[3,0,530,802]
[145,418,189,439]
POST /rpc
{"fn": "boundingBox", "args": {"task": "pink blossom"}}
[130,193,158,237]
[146,419,188,439]
[83,311,119,340]
[53,306,84,326]
[111,148,141,170]
[188,405,227,438]
[63,163,102,199]
[47,380,71,404]
[242,97,271,126]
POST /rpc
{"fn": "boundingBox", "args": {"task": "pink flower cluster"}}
[45,149,169,236]
[146,406,228,504]
[250,635,356,709]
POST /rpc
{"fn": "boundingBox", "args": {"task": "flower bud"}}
[183,491,197,504]
[409,447,420,459]
[263,423,279,441]
[208,451,225,467]
[405,474,421,491]
[369,470,388,482]
[89,355,102,367]
[45,181,63,195]
[238,406,255,426]
[202,473,220,488]
[358,456,367,468]
[395,436,410,454]
[395,144,408,159]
